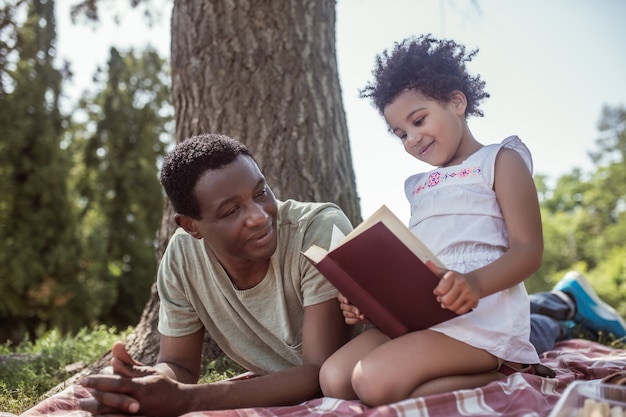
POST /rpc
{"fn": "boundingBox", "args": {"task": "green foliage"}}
[0,325,132,415]
[0,1,172,343]
[0,325,245,415]
[198,355,247,384]
[70,46,172,327]
[585,248,626,319]
[534,104,626,318]
[527,208,590,294]
[0,0,83,342]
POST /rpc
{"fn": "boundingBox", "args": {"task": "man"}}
[79,133,353,415]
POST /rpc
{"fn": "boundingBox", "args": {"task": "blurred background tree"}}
[70,46,171,328]
[0,0,82,342]
[528,106,626,317]
[0,0,172,343]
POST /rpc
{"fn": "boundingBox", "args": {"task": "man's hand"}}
[78,373,191,417]
[77,341,167,416]
[110,341,159,378]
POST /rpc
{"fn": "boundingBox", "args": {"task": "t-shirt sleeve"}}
[298,205,354,307]
[157,230,204,337]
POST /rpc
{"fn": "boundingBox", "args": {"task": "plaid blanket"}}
[17,339,626,417]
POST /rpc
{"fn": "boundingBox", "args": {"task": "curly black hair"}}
[160,133,254,219]
[360,34,490,118]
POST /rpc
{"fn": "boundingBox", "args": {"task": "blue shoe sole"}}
[553,272,626,338]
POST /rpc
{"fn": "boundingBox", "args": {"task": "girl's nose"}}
[405,130,421,146]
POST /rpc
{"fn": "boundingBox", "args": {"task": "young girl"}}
[319,34,543,406]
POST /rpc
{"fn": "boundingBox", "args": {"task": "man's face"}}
[188,155,278,267]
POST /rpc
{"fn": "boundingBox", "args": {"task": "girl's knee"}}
[352,362,399,407]
[319,358,355,399]
[319,360,337,396]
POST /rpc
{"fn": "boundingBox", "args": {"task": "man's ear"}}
[174,213,202,240]
[449,91,467,115]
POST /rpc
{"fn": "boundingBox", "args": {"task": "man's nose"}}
[245,203,268,226]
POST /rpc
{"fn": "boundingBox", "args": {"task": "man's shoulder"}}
[165,227,203,254]
[277,199,346,226]
[169,226,194,242]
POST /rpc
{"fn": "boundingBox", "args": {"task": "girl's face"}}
[383,89,474,167]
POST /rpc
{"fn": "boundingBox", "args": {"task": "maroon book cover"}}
[303,220,459,338]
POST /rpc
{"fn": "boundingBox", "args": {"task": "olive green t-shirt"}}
[157,200,353,375]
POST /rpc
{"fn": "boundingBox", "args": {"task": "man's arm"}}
[78,329,205,415]
[81,299,350,416]
[155,328,205,383]
[183,298,351,410]
[108,329,205,383]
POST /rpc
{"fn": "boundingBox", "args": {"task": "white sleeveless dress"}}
[404,135,540,364]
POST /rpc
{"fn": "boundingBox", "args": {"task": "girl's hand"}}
[338,293,370,325]
[426,261,480,315]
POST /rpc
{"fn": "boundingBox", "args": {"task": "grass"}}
[2,325,624,415]
[568,323,626,350]
[0,326,245,415]
[0,325,132,414]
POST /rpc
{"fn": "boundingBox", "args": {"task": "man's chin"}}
[246,237,277,261]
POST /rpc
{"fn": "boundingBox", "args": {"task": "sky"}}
[55,0,626,224]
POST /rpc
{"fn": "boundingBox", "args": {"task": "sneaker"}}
[553,271,626,339]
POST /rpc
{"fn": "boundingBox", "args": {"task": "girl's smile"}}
[383,89,481,167]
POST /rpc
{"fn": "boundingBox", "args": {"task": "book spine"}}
[313,257,408,338]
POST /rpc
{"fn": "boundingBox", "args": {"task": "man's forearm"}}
[154,361,199,383]
[185,362,322,411]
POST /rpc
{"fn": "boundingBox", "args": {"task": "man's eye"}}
[255,188,268,198]
[225,206,240,216]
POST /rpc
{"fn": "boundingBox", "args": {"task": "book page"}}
[340,205,446,268]
[329,224,346,250]
[301,224,346,263]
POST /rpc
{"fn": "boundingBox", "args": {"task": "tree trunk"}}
[49,0,361,393]
[170,0,361,221]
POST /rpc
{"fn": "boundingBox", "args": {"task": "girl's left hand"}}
[338,293,370,325]
[426,261,480,314]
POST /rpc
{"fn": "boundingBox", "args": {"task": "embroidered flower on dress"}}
[413,166,482,196]
[428,172,441,187]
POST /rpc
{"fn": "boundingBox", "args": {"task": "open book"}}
[302,205,458,338]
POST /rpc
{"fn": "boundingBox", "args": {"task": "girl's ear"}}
[175,213,202,240]
[449,91,467,115]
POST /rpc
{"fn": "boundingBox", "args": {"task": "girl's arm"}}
[469,147,543,296]
[434,148,543,313]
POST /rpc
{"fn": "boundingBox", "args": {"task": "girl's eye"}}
[413,117,425,126]
[393,130,407,141]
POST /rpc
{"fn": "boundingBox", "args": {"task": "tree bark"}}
[49,0,361,393]
[170,0,361,221]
